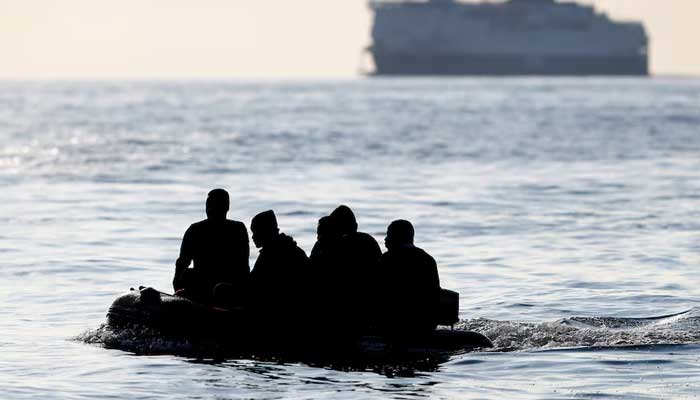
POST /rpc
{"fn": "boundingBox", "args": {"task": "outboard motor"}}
[437,289,459,327]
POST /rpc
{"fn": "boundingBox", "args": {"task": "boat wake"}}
[78,324,203,355]
[461,308,700,351]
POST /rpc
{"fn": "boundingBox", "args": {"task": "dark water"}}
[1,78,699,399]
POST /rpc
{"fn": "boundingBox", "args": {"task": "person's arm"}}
[372,253,391,323]
[309,241,321,263]
[427,255,441,309]
[369,235,383,261]
[429,255,440,290]
[425,254,441,329]
[173,226,193,290]
[237,222,250,272]
[223,222,250,285]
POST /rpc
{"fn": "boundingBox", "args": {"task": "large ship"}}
[368,0,649,75]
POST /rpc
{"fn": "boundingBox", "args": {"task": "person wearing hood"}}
[249,210,310,320]
[309,215,341,269]
[323,205,382,332]
[330,205,382,266]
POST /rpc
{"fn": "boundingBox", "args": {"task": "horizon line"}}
[0,73,698,82]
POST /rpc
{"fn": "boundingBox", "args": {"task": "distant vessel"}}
[368,0,649,76]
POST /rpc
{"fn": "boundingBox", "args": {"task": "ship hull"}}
[371,52,648,76]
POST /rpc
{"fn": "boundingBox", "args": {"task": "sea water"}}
[1,78,699,399]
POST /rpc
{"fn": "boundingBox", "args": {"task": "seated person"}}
[327,205,383,331]
[308,215,344,327]
[249,210,310,319]
[173,189,249,305]
[377,219,440,337]
[330,205,382,267]
[309,215,341,269]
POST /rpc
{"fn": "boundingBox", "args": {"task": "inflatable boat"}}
[106,286,493,357]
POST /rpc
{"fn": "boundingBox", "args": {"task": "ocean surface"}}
[1,78,699,399]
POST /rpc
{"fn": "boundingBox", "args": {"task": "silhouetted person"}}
[309,215,341,268]
[249,210,310,324]
[307,215,343,331]
[323,205,382,332]
[377,219,440,337]
[173,189,249,305]
[330,205,382,265]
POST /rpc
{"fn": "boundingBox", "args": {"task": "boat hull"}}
[106,288,493,356]
[371,52,648,76]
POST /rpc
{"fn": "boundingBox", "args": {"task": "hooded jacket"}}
[250,233,310,311]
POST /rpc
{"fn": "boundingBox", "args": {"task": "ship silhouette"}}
[367,0,648,76]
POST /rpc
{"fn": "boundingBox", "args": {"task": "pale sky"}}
[0,0,698,79]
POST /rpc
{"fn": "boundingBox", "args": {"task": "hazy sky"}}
[1,0,698,79]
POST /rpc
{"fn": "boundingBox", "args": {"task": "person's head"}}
[317,215,339,244]
[330,205,358,235]
[206,189,229,220]
[251,210,279,248]
[385,219,415,251]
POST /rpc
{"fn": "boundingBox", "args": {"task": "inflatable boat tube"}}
[106,287,493,355]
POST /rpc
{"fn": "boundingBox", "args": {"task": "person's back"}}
[173,189,249,304]
[178,218,249,284]
[251,234,309,303]
[330,205,382,271]
[377,220,440,336]
[319,206,381,331]
[309,215,341,270]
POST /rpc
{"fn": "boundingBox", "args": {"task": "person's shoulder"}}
[225,219,247,230]
[357,231,377,242]
[188,219,208,230]
[356,231,381,248]
[379,249,395,262]
[278,234,308,259]
[183,219,207,238]
[394,245,431,259]
[294,244,308,260]
[414,246,436,264]
[409,245,428,255]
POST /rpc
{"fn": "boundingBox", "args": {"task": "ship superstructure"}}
[369,0,648,75]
